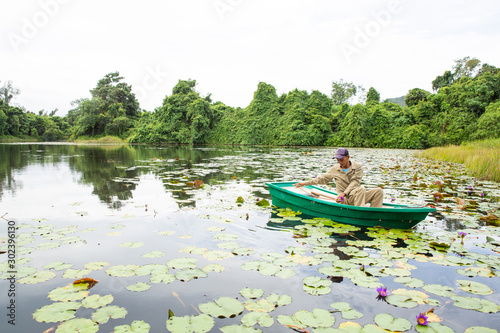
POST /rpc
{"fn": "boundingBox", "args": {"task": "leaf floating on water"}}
[240,288,265,299]
[167,257,198,270]
[82,294,114,309]
[256,199,270,207]
[48,285,89,302]
[199,297,244,318]
[241,312,274,328]
[175,268,208,282]
[18,271,56,284]
[373,313,411,332]
[43,261,73,271]
[278,309,335,329]
[56,318,99,333]
[114,320,151,333]
[142,251,166,258]
[91,305,127,324]
[415,322,455,333]
[126,282,151,292]
[166,314,214,333]
[84,261,110,271]
[302,276,332,296]
[33,301,82,323]
[457,280,494,295]
[106,265,139,277]
[73,277,99,289]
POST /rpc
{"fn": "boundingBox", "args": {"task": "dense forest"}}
[1,57,499,149]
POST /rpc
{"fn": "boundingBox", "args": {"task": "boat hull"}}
[266,182,435,229]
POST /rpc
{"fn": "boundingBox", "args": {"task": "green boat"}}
[266,182,436,229]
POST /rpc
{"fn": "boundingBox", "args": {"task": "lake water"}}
[0,143,499,332]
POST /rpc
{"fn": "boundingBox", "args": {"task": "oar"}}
[298,187,337,201]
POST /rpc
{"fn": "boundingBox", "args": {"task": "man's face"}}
[336,155,350,169]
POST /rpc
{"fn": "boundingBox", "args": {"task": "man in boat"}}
[294,148,383,207]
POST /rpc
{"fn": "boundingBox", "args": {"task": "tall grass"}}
[420,139,500,182]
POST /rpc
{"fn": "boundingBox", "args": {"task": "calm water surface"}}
[0,143,499,332]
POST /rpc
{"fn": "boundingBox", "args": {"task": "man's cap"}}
[334,148,349,159]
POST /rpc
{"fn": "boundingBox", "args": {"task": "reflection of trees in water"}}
[0,144,296,209]
[0,144,71,200]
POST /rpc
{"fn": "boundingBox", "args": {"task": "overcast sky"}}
[2,0,500,115]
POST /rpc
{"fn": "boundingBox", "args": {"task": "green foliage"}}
[405,88,430,107]
[3,57,500,149]
[366,87,380,104]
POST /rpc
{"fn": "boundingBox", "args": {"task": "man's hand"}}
[294,182,304,187]
[336,193,346,203]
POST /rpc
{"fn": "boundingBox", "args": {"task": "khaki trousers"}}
[345,187,383,207]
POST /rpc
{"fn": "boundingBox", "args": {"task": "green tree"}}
[366,87,380,104]
[405,88,430,107]
[331,79,357,105]
[0,81,20,105]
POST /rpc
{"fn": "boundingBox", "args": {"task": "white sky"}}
[2,0,500,115]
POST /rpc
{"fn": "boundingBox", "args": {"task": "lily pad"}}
[43,261,74,271]
[121,241,145,248]
[91,305,127,324]
[199,297,244,318]
[457,279,494,295]
[150,272,176,284]
[423,284,455,297]
[106,265,139,277]
[82,294,114,308]
[244,299,276,313]
[374,313,411,331]
[175,268,208,282]
[18,271,56,284]
[62,269,92,279]
[385,294,418,308]
[114,320,151,333]
[415,322,455,333]
[394,277,425,288]
[84,261,110,270]
[55,318,99,333]
[167,257,198,270]
[33,301,82,323]
[464,327,498,333]
[277,309,335,328]
[241,312,274,327]
[203,264,225,273]
[166,314,214,333]
[240,287,265,299]
[135,264,169,276]
[329,302,363,320]
[48,284,89,301]
[126,282,151,292]
[142,251,166,258]
[203,250,234,261]
[302,276,332,296]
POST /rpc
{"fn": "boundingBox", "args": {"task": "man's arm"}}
[296,167,336,187]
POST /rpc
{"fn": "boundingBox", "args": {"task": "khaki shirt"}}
[302,161,363,196]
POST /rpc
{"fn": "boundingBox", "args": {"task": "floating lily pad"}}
[44,261,74,271]
[82,294,114,309]
[127,282,151,292]
[415,322,455,333]
[199,297,244,318]
[18,271,56,284]
[158,231,176,236]
[167,257,198,270]
[241,312,274,328]
[464,327,498,333]
[394,277,425,288]
[114,320,151,333]
[175,268,208,282]
[423,284,455,297]
[84,261,110,271]
[37,242,61,250]
[166,314,214,333]
[240,288,265,299]
[457,279,494,295]
[203,250,234,261]
[92,305,127,324]
[55,318,99,333]
[48,284,89,301]
[213,233,238,241]
[385,294,419,308]
[33,301,82,323]
[374,313,411,331]
[135,264,169,276]
[278,309,335,328]
[142,251,166,258]
[329,302,363,320]
[106,265,139,277]
[62,269,92,279]
[302,276,332,296]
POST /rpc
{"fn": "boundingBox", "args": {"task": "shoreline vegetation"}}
[420,138,500,182]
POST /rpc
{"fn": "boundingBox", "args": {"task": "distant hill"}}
[385,96,406,107]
